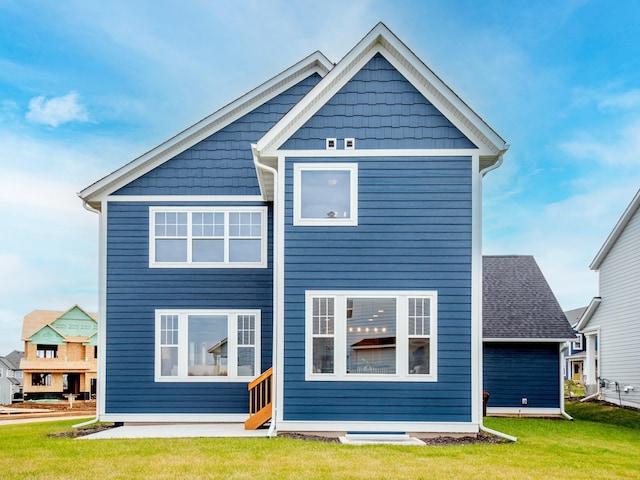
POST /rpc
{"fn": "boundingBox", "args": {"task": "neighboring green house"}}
[20,305,98,401]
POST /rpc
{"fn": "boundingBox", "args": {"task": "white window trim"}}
[149,206,267,268]
[305,290,437,382]
[573,334,583,351]
[293,163,358,226]
[155,309,261,383]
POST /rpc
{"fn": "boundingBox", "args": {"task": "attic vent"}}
[326,138,337,150]
[344,138,355,150]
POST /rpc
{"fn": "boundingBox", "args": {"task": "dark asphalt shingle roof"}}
[483,255,576,340]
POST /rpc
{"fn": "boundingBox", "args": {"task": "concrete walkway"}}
[80,423,270,440]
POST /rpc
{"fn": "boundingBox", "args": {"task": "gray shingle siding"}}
[114,74,322,196]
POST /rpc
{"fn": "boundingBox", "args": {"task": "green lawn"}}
[0,402,638,479]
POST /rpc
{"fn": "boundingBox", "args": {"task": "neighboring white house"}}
[577,189,640,407]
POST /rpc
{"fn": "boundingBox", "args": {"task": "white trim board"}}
[97,413,249,423]
[486,407,563,416]
[276,420,479,434]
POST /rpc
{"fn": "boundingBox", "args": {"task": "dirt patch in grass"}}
[48,423,117,438]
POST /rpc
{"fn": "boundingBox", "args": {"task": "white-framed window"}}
[573,334,583,351]
[155,309,260,382]
[149,206,267,268]
[293,163,358,226]
[305,291,437,381]
[325,138,337,149]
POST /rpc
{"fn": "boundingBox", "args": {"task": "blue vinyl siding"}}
[282,54,476,150]
[104,201,273,414]
[483,343,561,409]
[114,74,321,196]
[283,155,473,423]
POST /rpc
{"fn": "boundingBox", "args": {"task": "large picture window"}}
[150,207,267,268]
[306,291,437,381]
[294,163,358,226]
[155,309,260,382]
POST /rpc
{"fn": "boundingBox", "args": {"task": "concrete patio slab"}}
[80,423,270,440]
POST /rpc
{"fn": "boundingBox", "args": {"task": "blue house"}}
[482,256,576,417]
[563,307,587,383]
[80,23,509,436]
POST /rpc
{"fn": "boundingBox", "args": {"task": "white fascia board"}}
[576,297,602,331]
[483,338,576,343]
[79,51,333,208]
[590,188,640,270]
[255,22,508,160]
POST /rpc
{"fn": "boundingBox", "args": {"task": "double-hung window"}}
[294,163,358,226]
[150,207,267,268]
[306,291,437,381]
[155,309,260,382]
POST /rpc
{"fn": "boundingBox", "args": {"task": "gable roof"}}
[575,296,601,331]
[21,305,97,341]
[591,188,640,270]
[256,22,508,162]
[483,255,575,341]
[2,350,23,369]
[79,51,333,209]
[564,307,587,328]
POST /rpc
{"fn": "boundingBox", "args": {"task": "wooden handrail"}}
[245,367,273,430]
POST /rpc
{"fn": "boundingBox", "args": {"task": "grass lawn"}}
[0,402,638,479]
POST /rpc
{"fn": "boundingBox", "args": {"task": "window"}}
[573,334,583,350]
[36,345,58,359]
[326,138,337,149]
[0,368,3,378]
[150,207,267,268]
[155,309,260,382]
[32,373,52,386]
[294,163,358,226]
[306,291,437,381]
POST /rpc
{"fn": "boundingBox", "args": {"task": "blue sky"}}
[1,0,639,354]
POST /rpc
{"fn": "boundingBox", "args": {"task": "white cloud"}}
[26,91,89,127]
[598,89,640,110]
[561,118,640,166]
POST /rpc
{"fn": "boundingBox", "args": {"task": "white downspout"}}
[559,343,573,420]
[252,145,279,438]
[74,199,101,429]
[478,153,517,442]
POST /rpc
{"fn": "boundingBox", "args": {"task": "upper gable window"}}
[294,163,358,226]
[150,207,267,268]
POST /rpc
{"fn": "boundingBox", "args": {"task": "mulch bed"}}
[48,423,117,438]
[279,431,507,446]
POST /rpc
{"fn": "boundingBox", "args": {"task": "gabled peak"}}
[79,50,334,209]
[255,22,507,161]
